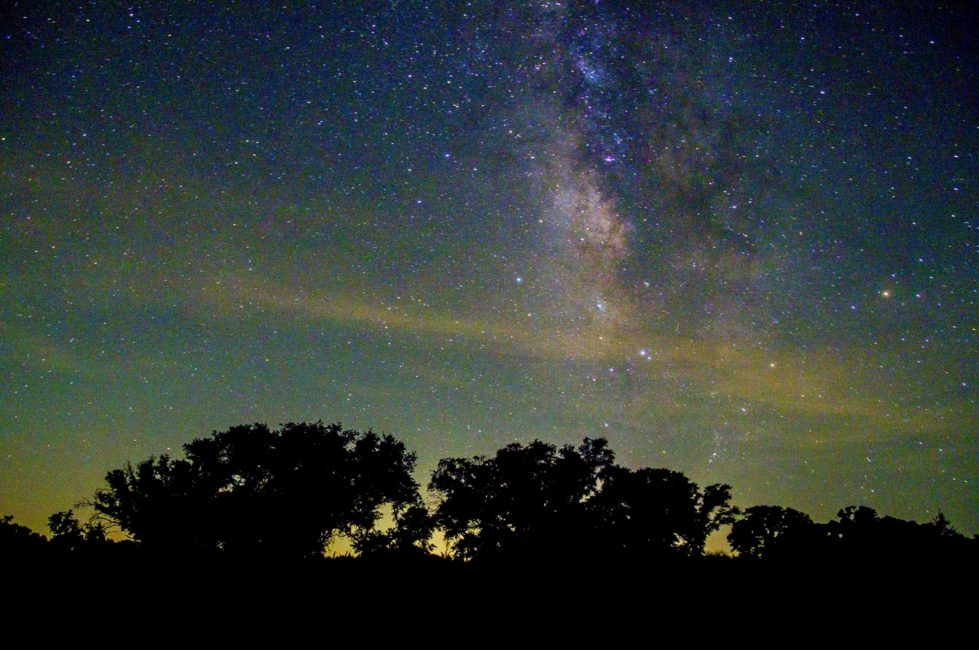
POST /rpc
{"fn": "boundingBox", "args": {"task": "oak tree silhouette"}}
[93,422,424,559]
[592,465,737,558]
[429,438,614,561]
[728,504,815,559]
[429,437,736,561]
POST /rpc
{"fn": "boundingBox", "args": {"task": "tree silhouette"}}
[48,509,107,553]
[429,438,614,561]
[828,505,975,561]
[4,422,965,568]
[593,466,737,558]
[0,514,48,559]
[93,422,424,559]
[728,505,815,559]
[726,504,976,563]
[352,503,435,557]
[429,437,735,561]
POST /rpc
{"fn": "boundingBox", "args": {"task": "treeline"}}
[1,421,974,565]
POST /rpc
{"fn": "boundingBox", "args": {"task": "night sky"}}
[2,1,976,540]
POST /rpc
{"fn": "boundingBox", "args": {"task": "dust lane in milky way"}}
[1,2,975,536]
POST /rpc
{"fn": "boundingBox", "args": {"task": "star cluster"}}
[1,2,975,537]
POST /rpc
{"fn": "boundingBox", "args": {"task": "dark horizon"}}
[4,422,974,565]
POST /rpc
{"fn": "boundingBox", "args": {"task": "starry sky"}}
[2,1,976,539]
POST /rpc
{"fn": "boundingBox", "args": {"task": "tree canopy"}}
[728,505,816,560]
[48,509,107,553]
[727,503,974,562]
[429,437,736,561]
[93,422,422,559]
[0,515,48,559]
[4,421,969,567]
[429,438,613,560]
[592,465,736,558]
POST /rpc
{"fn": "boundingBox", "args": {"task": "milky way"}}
[1,2,975,538]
